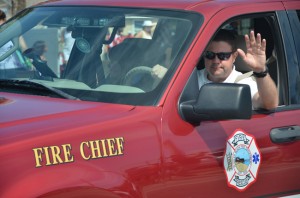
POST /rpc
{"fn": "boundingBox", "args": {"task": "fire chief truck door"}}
[160,3,300,198]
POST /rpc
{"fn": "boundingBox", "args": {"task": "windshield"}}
[0,6,202,105]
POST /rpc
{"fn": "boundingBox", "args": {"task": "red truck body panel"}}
[1,0,300,197]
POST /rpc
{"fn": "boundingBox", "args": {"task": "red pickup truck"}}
[1,0,300,197]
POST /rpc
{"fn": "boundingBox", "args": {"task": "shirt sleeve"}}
[239,77,258,99]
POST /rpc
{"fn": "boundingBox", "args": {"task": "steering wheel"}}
[123,66,153,90]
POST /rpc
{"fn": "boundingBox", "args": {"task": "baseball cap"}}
[142,20,154,27]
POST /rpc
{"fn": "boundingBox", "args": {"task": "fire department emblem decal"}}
[224,129,261,191]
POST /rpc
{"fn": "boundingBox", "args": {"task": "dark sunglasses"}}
[204,51,233,60]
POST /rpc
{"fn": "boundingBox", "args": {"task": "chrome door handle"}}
[270,126,300,143]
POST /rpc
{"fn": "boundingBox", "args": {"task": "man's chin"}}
[208,72,226,82]
[209,69,223,76]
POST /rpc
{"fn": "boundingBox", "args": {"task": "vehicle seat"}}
[235,34,282,105]
[235,35,249,73]
[108,38,163,91]
[235,35,278,85]
[64,28,106,88]
[266,48,283,105]
[266,49,278,86]
[108,38,152,73]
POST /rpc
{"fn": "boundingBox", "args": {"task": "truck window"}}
[284,10,300,105]
[0,6,203,106]
[191,14,286,110]
[293,10,300,103]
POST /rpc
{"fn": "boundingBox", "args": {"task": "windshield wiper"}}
[0,79,78,100]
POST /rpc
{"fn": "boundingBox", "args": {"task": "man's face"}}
[204,41,238,82]
[144,26,152,34]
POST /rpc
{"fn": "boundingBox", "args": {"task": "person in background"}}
[32,40,48,61]
[135,20,154,39]
[61,27,75,62]
[108,28,126,50]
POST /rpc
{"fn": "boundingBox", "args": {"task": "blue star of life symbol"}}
[253,152,260,164]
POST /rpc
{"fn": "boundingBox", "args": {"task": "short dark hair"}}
[213,29,237,52]
[33,40,47,55]
[0,10,6,21]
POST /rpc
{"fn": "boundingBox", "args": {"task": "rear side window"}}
[295,10,300,67]
[287,10,300,104]
[296,11,300,103]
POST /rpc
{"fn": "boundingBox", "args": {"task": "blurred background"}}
[0,0,46,18]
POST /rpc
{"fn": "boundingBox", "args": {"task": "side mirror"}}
[0,37,19,62]
[179,83,252,125]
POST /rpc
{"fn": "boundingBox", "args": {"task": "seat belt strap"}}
[234,71,254,83]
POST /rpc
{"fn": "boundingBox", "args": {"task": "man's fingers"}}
[241,31,267,71]
[250,31,256,48]
[261,39,267,52]
[245,34,251,51]
[237,48,246,60]
[256,33,262,48]
[245,31,267,54]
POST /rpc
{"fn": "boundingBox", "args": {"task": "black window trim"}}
[286,10,300,104]
[277,10,300,109]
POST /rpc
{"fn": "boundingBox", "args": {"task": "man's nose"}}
[212,55,221,63]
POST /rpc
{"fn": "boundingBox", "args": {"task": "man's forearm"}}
[255,74,279,110]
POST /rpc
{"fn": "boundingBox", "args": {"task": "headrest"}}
[142,20,154,27]
[108,38,152,62]
[235,35,250,72]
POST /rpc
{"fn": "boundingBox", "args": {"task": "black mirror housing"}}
[179,83,252,124]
